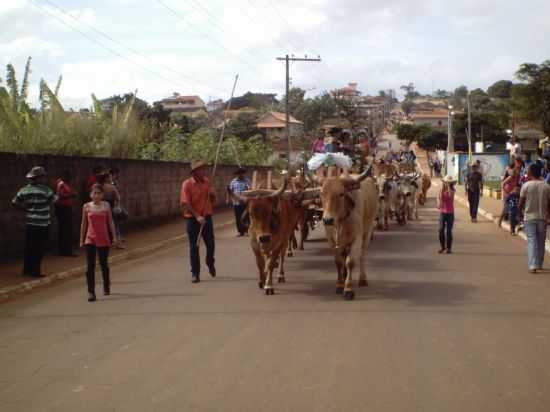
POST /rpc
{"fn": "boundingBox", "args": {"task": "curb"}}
[0,219,235,303]
[433,181,550,254]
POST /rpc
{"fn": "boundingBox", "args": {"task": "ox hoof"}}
[358,279,368,287]
[264,288,275,296]
[277,276,286,283]
[344,290,355,300]
[258,281,264,289]
[335,286,344,294]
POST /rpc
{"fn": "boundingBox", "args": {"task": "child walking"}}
[438,175,457,254]
[80,184,117,302]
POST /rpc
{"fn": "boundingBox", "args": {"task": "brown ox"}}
[417,174,431,205]
[230,181,317,295]
[319,168,378,300]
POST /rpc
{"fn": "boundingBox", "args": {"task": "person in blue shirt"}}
[227,168,251,236]
[508,185,521,236]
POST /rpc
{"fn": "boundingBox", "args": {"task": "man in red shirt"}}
[55,170,78,256]
[180,161,217,283]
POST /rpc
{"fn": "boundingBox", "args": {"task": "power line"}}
[181,0,274,62]
[36,0,228,95]
[28,0,220,96]
[264,0,308,50]
[242,0,300,53]
[155,0,264,77]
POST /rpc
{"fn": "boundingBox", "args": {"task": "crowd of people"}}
[11,132,550,302]
[12,166,127,301]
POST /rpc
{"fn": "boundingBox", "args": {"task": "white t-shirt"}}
[510,142,522,157]
[520,180,550,221]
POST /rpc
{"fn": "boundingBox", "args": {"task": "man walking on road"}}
[181,161,217,283]
[227,168,250,237]
[12,166,58,277]
[465,162,484,222]
[519,163,550,274]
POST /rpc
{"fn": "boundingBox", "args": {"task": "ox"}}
[399,173,420,220]
[319,168,378,300]
[230,180,318,295]
[417,174,431,205]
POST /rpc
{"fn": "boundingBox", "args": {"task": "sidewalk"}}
[0,209,235,301]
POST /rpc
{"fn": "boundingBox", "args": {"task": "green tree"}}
[400,82,419,100]
[433,89,451,99]
[226,112,260,139]
[417,128,447,151]
[401,100,415,116]
[513,61,550,134]
[487,80,513,98]
[454,85,469,99]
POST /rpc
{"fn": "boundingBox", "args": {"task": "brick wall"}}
[0,152,270,257]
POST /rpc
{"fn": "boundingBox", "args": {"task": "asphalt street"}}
[2,181,550,412]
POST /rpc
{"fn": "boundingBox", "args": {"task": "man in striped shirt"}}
[12,166,58,277]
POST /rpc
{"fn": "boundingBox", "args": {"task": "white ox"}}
[319,169,378,300]
[376,174,399,231]
[398,173,420,220]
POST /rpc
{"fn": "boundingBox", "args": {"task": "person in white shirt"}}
[509,136,522,163]
[519,163,550,273]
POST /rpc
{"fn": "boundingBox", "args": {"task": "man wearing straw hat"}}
[180,161,217,283]
[12,166,58,277]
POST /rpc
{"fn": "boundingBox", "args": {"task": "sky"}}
[1,0,549,110]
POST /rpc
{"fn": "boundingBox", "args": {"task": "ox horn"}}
[354,165,373,183]
[270,177,288,198]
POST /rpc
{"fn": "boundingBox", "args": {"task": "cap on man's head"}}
[26,166,46,179]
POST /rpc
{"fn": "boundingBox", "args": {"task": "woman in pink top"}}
[80,184,117,302]
[438,175,456,254]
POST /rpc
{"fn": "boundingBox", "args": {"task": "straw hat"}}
[190,160,207,173]
[26,166,47,179]
[442,175,457,183]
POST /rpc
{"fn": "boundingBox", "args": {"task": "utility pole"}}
[276,54,321,167]
[467,93,473,162]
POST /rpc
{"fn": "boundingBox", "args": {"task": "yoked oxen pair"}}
[318,168,378,300]
[398,173,421,221]
[375,173,399,231]
[229,180,318,295]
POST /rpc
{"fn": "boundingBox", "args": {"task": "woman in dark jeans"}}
[438,175,456,254]
[80,184,117,302]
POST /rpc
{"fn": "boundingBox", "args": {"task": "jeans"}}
[439,213,454,250]
[23,225,49,277]
[55,206,73,255]
[524,220,547,270]
[467,190,480,219]
[85,244,110,294]
[509,204,519,233]
[186,216,215,277]
[233,204,248,235]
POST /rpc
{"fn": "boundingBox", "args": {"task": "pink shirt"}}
[85,206,111,247]
[439,190,455,214]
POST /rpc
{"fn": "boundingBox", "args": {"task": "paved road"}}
[2,186,550,411]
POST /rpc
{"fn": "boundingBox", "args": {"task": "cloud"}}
[1,0,550,108]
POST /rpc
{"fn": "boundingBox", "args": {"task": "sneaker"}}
[103,286,111,296]
[208,265,217,278]
[88,293,97,302]
[438,248,446,254]
[191,275,200,283]
[529,269,537,274]
[446,249,452,254]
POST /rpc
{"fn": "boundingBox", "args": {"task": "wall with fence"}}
[0,152,269,257]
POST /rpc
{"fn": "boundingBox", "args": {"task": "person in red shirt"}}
[80,184,117,302]
[180,161,217,283]
[55,170,78,257]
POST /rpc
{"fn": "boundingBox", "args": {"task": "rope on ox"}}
[196,74,239,248]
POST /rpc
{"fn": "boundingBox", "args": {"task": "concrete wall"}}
[0,152,270,257]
